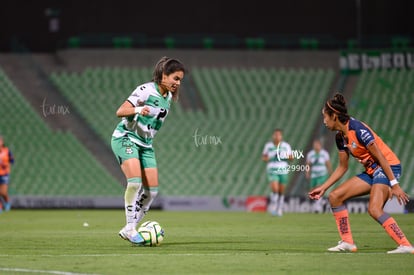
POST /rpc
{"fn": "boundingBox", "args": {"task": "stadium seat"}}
[0,67,123,197]
[50,66,336,196]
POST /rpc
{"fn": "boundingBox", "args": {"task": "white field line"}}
[0,267,99,275]
[0,252,386,257]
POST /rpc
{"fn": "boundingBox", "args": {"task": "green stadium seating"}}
[50,66,335,196]
[0,68,123,196]
[6,61,414,199]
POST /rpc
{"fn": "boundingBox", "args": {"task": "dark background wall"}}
[1,0,412,52]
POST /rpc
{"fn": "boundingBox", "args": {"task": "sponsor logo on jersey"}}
[360,129,372,143]
[373,168,387,179]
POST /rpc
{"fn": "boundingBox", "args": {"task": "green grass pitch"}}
[0,210,413,274]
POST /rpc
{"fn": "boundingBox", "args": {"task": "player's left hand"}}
[391,184,410,205]
[146,106,158,116]
[140,106,151,116]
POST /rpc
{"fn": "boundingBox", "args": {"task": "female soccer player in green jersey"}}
[305,139,332,213]
[111,56,186,245]
[262,129,293,216]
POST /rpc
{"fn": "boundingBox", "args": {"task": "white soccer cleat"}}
[119,226,132,241]
[118,227,144,244]
[387,245,414,254]
[328,241,357,252]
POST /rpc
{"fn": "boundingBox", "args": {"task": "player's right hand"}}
[308,186,325,200]
[391,185,410,205]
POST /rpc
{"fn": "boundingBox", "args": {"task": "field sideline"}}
[0,210,413,274]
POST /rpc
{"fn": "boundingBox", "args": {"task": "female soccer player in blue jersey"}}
[111,57,186,245]
[309,93,413,254]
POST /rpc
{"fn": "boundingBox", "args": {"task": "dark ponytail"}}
[324,92,350,123]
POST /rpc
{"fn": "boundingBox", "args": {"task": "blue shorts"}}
[0,175,10,184]
[357,164,401,186]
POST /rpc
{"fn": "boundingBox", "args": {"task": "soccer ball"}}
[137,221,164,246]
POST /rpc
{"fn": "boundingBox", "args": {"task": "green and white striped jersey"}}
[262,141,292,169]
[112,82,171,148]
[306,149,330,178]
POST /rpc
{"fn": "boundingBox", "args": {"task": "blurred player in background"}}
[305,139,332,213]
[111,56,186,245]
[309,92,414,254]
[0,135,14,213]
[262,129,293,216]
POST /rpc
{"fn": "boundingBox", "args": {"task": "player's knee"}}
[126,177,142,192]
[367,205,382,219]
[328,191,342,206]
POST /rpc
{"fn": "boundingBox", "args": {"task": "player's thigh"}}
[277,174,288,192]
[267,168,277,183]
[121,158,142,178]
[269,175,282,188]
[0,183,7,195]
[140,147,158,187]
[368,165,400,217]
[278,174,289,184]
[269,181,279,193]
[111,137,142,178]
[329,176,371,204]
[368,184,390,218]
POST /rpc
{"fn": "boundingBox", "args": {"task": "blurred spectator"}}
[0,135,15,213]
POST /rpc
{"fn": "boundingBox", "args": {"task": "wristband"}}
[390,179,399,186]
[134,107,143,114]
